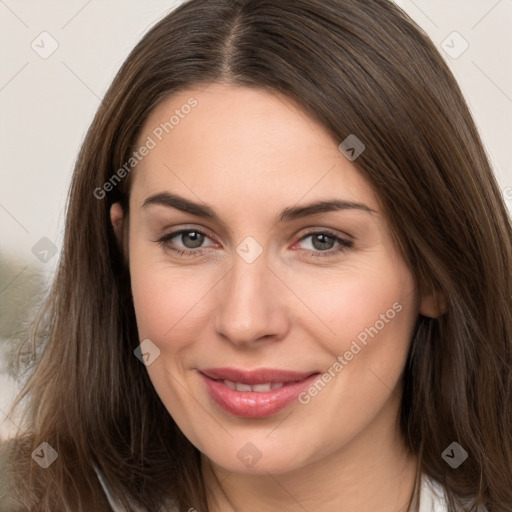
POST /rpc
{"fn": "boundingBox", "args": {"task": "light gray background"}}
[1,0,511,437]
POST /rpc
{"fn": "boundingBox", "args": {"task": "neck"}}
[201,391,419,512]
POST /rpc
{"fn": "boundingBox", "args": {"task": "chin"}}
[202,439,314,476]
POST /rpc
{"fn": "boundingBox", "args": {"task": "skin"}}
[110,83,442,512]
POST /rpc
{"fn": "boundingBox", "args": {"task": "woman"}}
[1,0,510,510]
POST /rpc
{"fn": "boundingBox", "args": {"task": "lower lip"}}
[199,372,320,418]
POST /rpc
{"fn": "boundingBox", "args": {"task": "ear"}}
[110,202,124,246]
[419,286,446,318]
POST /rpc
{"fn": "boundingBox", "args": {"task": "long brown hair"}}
[3,0,512,510]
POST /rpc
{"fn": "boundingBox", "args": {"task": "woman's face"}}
[112,83,430,475]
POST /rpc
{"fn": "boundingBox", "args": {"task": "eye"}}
[295,230,353,258]
[155,228,216,257]
[154,227,353,259]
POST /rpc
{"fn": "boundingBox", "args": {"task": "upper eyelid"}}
[162,226,218,243]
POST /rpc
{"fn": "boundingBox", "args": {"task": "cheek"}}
[290,269,417,457]
[128,230,184,337]
[130,268,175,342]
[295,261,418,417]
[286,257,417,354]
[131,267,193,342]
[129,248,220,353]
[128,253,212,436]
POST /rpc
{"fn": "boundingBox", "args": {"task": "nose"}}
[213,250,290,347]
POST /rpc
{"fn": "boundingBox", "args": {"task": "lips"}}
[199,367,320,418]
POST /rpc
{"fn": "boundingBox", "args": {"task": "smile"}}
[199,367,321,418]
[221,380,286,391]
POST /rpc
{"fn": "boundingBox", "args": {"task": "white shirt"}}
[94,465,484,512]
[415,475,456,512]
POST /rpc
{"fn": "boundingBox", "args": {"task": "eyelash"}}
[154,228,353,259]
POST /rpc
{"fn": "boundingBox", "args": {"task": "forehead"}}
[130,83,380,213]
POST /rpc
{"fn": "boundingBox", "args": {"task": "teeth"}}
[222,380,285,392]
[252,383,272,392]
[223,380,236,390]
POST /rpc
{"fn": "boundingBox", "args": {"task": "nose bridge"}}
[213,245,288,345]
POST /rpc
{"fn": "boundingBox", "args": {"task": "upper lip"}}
[199,367,319,385]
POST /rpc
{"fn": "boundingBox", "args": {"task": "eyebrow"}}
[141,192,376,224]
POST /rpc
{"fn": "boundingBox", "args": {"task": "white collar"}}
[416,473,449,511]
[415,473,488,512]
